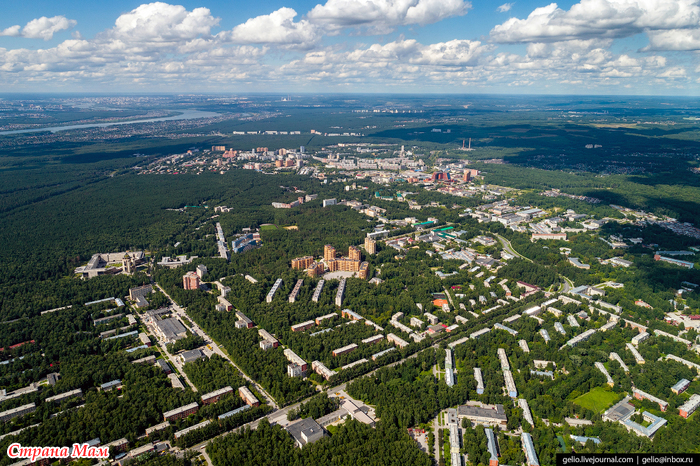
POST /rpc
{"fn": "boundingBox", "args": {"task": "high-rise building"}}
[183,271,200,290]
[463,172,471,182]
[364,237,376,254]
[324,245,336,262]
[349,246,362,261]
[292,256,314,270]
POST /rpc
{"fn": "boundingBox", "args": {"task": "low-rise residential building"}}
[474,368,485,394]
[332,343,358,357]
[238,386,260,407]
[175,420,211,439]
[45,388,82,404]
[626,343,645,364]
[163,402,199,421]
[201,386,234,405]
[0,403,36,423]
[609,352,629,372]
[595,362,614,386]
[312,361,335,380]
[522,432,540,466]
[387,333,409,348]
[633,388,668,411]
[679,394,700,419]
[671,379,691,395]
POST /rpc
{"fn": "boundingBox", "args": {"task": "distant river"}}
[0,109,220,135]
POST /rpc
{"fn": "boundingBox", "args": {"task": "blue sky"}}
[1,0,698,94]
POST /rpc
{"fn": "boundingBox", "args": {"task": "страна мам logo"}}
[7,443,109,462]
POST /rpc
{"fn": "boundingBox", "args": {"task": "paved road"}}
[495,234,530,262]
[155,283,279,409]
[560,275,574,293]
[495,234,575,293]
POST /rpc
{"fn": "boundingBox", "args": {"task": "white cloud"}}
[497,3,514,13]
[490,0,700,43]
[107,2,219,42]
[645,29,700,51]
[307,0,471,33]
[0,25,21,37]
[225,8,319,47]
[0,16,76,40]
[346,39,488,66]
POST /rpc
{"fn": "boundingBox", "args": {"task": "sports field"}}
[573,387,621,413]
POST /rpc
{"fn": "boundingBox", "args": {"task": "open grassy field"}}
[573,387,622,413]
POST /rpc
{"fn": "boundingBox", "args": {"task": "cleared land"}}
[573,387,621,413]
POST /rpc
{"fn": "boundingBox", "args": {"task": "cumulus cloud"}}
[645,29,700,51]
[307,0,471,33]
[490,0,700,43]
[497,3,514,13]
[346,39,488,66]
[0,16,76,40]
[225,8,319,47]
[107,2,219,42]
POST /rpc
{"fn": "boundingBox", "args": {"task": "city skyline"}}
[1,0,699,95]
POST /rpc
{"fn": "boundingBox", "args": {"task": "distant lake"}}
[0,109,220,135]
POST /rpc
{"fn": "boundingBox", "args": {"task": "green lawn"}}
[259,224,277,230]
[573,387,621,413]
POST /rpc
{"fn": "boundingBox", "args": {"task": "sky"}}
[1,0,699,95]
